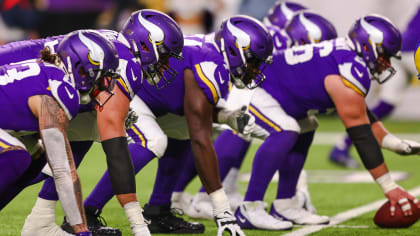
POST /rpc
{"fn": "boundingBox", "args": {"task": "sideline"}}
[284,186,420,236]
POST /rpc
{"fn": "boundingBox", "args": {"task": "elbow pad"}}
[102,137,136,195]
[346,124,384,169]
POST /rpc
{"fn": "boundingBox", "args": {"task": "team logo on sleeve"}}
[354,66,364,78]
[48,79,80,120]
[64,86,75,99]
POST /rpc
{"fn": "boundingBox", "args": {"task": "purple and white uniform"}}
[223,25,290,116]
[126,33,230,157]
[250,38,370,134]
[0,30,142,141]
[0,30,141,102]
[0,61,79,152]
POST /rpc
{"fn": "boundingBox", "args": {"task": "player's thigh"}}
[0,129,31,176]
[249,87,300,136]
[128,96,167,158]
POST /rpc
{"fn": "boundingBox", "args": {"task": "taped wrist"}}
[209,188,230,216]
[102,137,136,194]
[367,108,378,124]
[346,124,384,169]
[375,172,398,193]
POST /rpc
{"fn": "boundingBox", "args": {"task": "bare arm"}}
[28,95,87,232]
[325,75,420,214]
[96,85,138,206]
[184,68,222,193]
[324,75,387,178]
[96,85,129,140]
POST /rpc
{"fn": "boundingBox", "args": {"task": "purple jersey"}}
[0,61,79,131]
[0,36,61,66]
[0,30,141,101]
[262,38,371,120]
[267,25,291,53]
[402,7,420,52]
[137,33,230,116]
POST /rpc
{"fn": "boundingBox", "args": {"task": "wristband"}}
[209,188,230,216]
[375,172,398,193]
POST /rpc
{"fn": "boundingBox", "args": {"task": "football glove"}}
[217,106,255,135]
[215,211,245,236]
[382,134,420,155]
[125,107,139,130]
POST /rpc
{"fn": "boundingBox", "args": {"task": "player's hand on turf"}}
[217,106,255,135]
[385,187,420,216]
[215,211,245,236]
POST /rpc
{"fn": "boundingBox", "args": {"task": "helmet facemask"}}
[348,15,402,85]
[219,18,273,90]
[123,9,184,90]
[366,44,400,84]
[139,41,183,89]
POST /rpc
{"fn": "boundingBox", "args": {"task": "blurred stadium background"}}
[1,0,420,235]
[1,0,419,120]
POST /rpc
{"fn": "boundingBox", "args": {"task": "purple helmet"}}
[286,11,337,46]
[57,30,120,104]
[264,1,306,29]
[120,9,183,89]
[216,15,273,89]
[348,14,402,84]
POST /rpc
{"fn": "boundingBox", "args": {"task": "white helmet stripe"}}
[299,12,322,43]
[138,12,164,43]
[360,17,383,45]
[227,18,251,49]
[78,31,104,72]
[281,2,295,21]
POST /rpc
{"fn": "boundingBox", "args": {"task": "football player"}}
[79,15,273,235]
[175,3,337,226]
[233,14,420,230]
[0,30,121,236]
[172,2,308,209]
[0,10,184,236]
[329,6,420,168]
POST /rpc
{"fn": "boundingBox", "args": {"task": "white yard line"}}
[284,186,420,236]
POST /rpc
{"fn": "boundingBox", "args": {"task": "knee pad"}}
[149,134,168,158]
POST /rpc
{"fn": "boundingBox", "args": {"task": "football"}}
[374,200,420,228]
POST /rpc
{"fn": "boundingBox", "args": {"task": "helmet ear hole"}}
[78,67,87,77]
[228,47,237,56]
[141,42,150,52]
[363,44,370,52]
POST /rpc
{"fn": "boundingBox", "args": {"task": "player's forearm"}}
[38,95,86,227]
[371,121,388,145]
[346,124,385,170]
[64,137,87,226]
[190,135,223,193]
[102,137,137,200]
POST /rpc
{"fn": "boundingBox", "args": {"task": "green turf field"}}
[1,116,420,235]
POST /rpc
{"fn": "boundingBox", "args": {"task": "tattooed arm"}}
[28,94,88,233]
